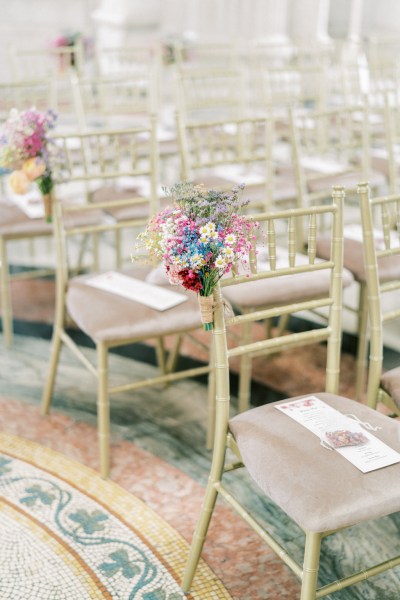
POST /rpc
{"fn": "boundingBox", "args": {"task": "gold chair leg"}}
[301,531,322,600]
[181,480,219,593]
[115,228,121,269]
[41,328,63,415]
[238,319,252,414]
[97,342,110,479]
[156,337,167,374]
[206,341,216,449]
[166,334,182,374]
[355,283,369,400]
[0,237,13,348]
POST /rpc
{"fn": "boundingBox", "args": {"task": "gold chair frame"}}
[41,125,210,478]
[358,181,400,414]
[182,187,400,599]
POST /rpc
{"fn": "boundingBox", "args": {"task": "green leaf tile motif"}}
[99,549,140,579]
[68,508,108,534]
[20,484,56,507]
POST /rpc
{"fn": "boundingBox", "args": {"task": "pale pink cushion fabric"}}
[381,367,400,409]
[221,250,354,308]
[91,185,151,221]
[0,200,103,237]
[229,392,400,532]
[0,202,52,237]
[308,169,386,194]
[317,235,400,283]
[66,265,203,343]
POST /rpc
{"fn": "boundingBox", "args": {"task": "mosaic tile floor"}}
[1,333,400,599]
[0,432,230,600]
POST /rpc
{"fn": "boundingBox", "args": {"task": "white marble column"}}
[348,0,365,42]
[92,0,162,48]
[290,0,331,44]
[252,0,290,43]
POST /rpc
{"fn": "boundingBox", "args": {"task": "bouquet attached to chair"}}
[137,182,255,330]
[0,107,57,222]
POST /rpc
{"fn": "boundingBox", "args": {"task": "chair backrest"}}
[9,41,84,79]
[174,67,247,122]
[95,44,161,78]
[250,63,329,114]
[49,121,159,282]
[176,112,279,212]
[70,72,158,131]
[290,104,370,204]
[212,187,345,431]
[173,42,241,70]
[0,79,57,120]
[383,93,400,194]
[358,182,400,408]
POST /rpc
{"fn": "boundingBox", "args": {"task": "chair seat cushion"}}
[317,233,400,283]
[221,248,354,308]
[308,169,386,195]
[0,202,52,238]
[66,265,203,343]
[381,367,400,409]
[229,392,400,532]
[193,171,296,208]
[91,185,152,222]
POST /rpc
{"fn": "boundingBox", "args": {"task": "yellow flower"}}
[23,157,46,181]
[9,170,30,194]
[215,255,227,269]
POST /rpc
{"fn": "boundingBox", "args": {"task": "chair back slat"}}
[49,122,159,288]
[358,182,400,408]
[214,188,345,420]
[308,213,317,264]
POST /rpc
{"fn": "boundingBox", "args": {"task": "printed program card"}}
[85,271,188,311]
[275,396,400,473]
[7,180,44,219]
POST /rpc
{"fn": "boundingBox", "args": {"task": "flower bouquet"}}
[0,107,57,222]
[137,182,255,330]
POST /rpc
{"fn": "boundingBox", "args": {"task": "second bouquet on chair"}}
[137,181,255,330]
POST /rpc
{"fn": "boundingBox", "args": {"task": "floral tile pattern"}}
[0,432,231,600]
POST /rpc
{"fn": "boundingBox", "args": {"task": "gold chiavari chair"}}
[182,186,400,599]
[173,41,241,71]
[291,104,388,399]
[358,182,400,415]
[0,83,58,347]
[41,125,208,479]
[176,113,354,421]
[174,67,247,123]
[176,112,297,215]
[9,41,84,80]
[0,79,57,120]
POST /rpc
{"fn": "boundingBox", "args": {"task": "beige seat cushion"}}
[229,392,400,532]
[317,234,400,283]
[308,169,386,195]
[381,367,400,409]
[91,185,152,222]
[0,199,104,238]
[0,202,53,238]
[221,248,354,308]
[66,265,203,343]
[193,171,296,207]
